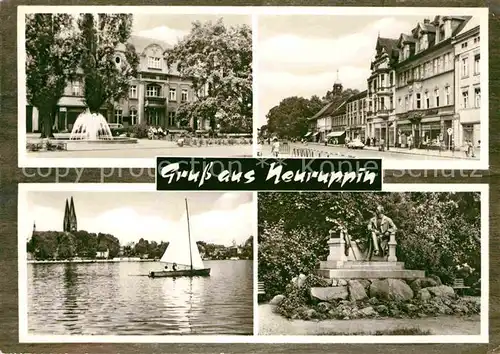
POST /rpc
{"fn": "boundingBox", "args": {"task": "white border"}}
[18,6,489,170]
[18,183,488,343]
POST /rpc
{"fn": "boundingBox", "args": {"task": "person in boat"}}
[172,263,177,271]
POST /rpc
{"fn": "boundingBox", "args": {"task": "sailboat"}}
[149,198,211,278]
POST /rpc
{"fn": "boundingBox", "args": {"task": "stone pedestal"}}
[387,231,397,262]
[326,236,346,263]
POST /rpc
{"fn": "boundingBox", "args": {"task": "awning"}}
[326,131,346,138]
[304,132,312,137]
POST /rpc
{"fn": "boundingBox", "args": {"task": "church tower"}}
[332,69,343,96]
[69,196,77,232]
[63,199,70,232]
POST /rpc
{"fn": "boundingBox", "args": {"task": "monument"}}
[316,206,425,279]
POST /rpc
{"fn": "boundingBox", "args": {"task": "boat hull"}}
[148,268,211,278]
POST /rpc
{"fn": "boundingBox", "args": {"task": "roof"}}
[377,37,399,55]
[127,35,172,55]
[455,16,480,38]
[346,90,368,103]
[309,101,335,120]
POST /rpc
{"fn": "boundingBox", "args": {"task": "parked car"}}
[108,123,124,130]
[347,139,365,149]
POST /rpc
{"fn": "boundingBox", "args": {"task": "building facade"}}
[393,16,471,149]
[366,37,399,147]
[453,17,481,147]
[345,90,368,141]
[26,35,208,133]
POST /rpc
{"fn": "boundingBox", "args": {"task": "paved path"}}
[259,143,480,161]
[258,304,480,335]
[27,139,252,158]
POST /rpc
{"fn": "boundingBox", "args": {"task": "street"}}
[259,142,479,161]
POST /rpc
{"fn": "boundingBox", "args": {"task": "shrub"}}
[132,123,149,139]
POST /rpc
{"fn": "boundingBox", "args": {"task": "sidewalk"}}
[363,145,480,160]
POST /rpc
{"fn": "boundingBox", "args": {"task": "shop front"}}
[462,123,481,147]
[326,130,346,145]
[396,120,412,148]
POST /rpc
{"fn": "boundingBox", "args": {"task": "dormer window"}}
[148,56,162,69]
[403,45,410,60]
[438,25,445,42]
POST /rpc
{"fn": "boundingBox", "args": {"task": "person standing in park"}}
[271,137,280,157]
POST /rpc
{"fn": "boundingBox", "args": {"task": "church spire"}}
[63,199,70,232]
[333,69,343,95]
[69,196,77,232]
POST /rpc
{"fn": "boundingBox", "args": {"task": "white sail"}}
[160,234,205,269]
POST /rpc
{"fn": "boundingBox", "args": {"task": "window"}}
[72,81,81,96]
[181,89,188,102]
[404,95,409,110]
[433,59,438,74]
[474,36,480,44]
[129,85,137,99]
[444,53,451,70]
[168,111,176,126]
[114,108,123,124]
[424,92,430,109]
[398,97,402,107]
[437,57,443,73]
[389,96,393,110]
[445,86,450,105]
[130,108,137,125]
[434,89,440,107]
[169,88,176,101]
[419,65,424,79]
[461,42,468,49]
[475,87,481,108]
[474,54,480,75]
[462,89,469,109]
[390,72,394,86]
[146,85,160,97]
[416,93,421,109]
[439,25,445,41]
[148,56,162,69]
[462,57,469,78]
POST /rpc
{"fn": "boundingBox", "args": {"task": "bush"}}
[132,123,149,139]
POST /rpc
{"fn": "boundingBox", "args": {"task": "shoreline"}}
[27,258,251,264]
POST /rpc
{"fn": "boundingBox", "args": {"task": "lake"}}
[27,260,253,335]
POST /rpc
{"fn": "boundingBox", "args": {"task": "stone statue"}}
[367,205,397,258]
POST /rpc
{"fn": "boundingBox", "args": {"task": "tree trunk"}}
[39,106,54,138]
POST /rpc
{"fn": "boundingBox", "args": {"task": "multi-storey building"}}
[26,35,207,133]
[327,102,348,144]
[366,36,399,147]
[393,16,471,149]
[345,90,368,141]
[453,16,481,147]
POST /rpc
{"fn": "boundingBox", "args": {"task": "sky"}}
[131,14,251,45]
[27,192,254,247]
[257,15,429,128]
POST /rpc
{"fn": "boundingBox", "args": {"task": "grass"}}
[320,327,433,336]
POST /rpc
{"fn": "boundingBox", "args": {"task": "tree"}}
[165,18,252,133]
[77,13,139,113]
[25,14,80,138]
[266,97,319,138]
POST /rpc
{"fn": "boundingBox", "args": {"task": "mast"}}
[185,198,193,270]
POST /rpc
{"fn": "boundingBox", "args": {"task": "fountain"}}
[69,110,113,141]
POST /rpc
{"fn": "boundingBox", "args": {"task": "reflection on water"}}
[28,260,253,335]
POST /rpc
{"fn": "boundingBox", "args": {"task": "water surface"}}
[28,260,253,335]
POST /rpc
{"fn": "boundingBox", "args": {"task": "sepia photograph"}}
[19,7,253,167]
[19,185,254,340]
[256,9,488,169]
[257,184,488,342]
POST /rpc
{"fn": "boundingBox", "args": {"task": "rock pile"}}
[270,274,480,321]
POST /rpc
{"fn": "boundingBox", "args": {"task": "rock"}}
[310,286,349,302]
[269,294,285,306]
[428,274,443,285]
[376,304,389,315]
[410,278,439,293]
[348,280,368,301]
[317,302,331,313]
[338,279,348,286]
[427,285,456,298]
[369,279,414,301]
[297,274,307,288]
[303,308,317,320]
[417,288,432,301]
[330,278,338,287]
[358,279,371,290]
[404,303,418,313]
[368,297,379,305]
[359,306,377,317]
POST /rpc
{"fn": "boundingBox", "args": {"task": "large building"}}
[392,16,471,149]
[452,17,481,147]
[345,90,368,141]
[26,35,208,133]
[366,36,399,147]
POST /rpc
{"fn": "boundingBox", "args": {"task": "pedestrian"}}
[271,137,280,157]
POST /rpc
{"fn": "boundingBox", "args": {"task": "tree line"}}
[258,192,481,297]
[26,14,252,138]
[27,230,254,261]
[261,88,360,139]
